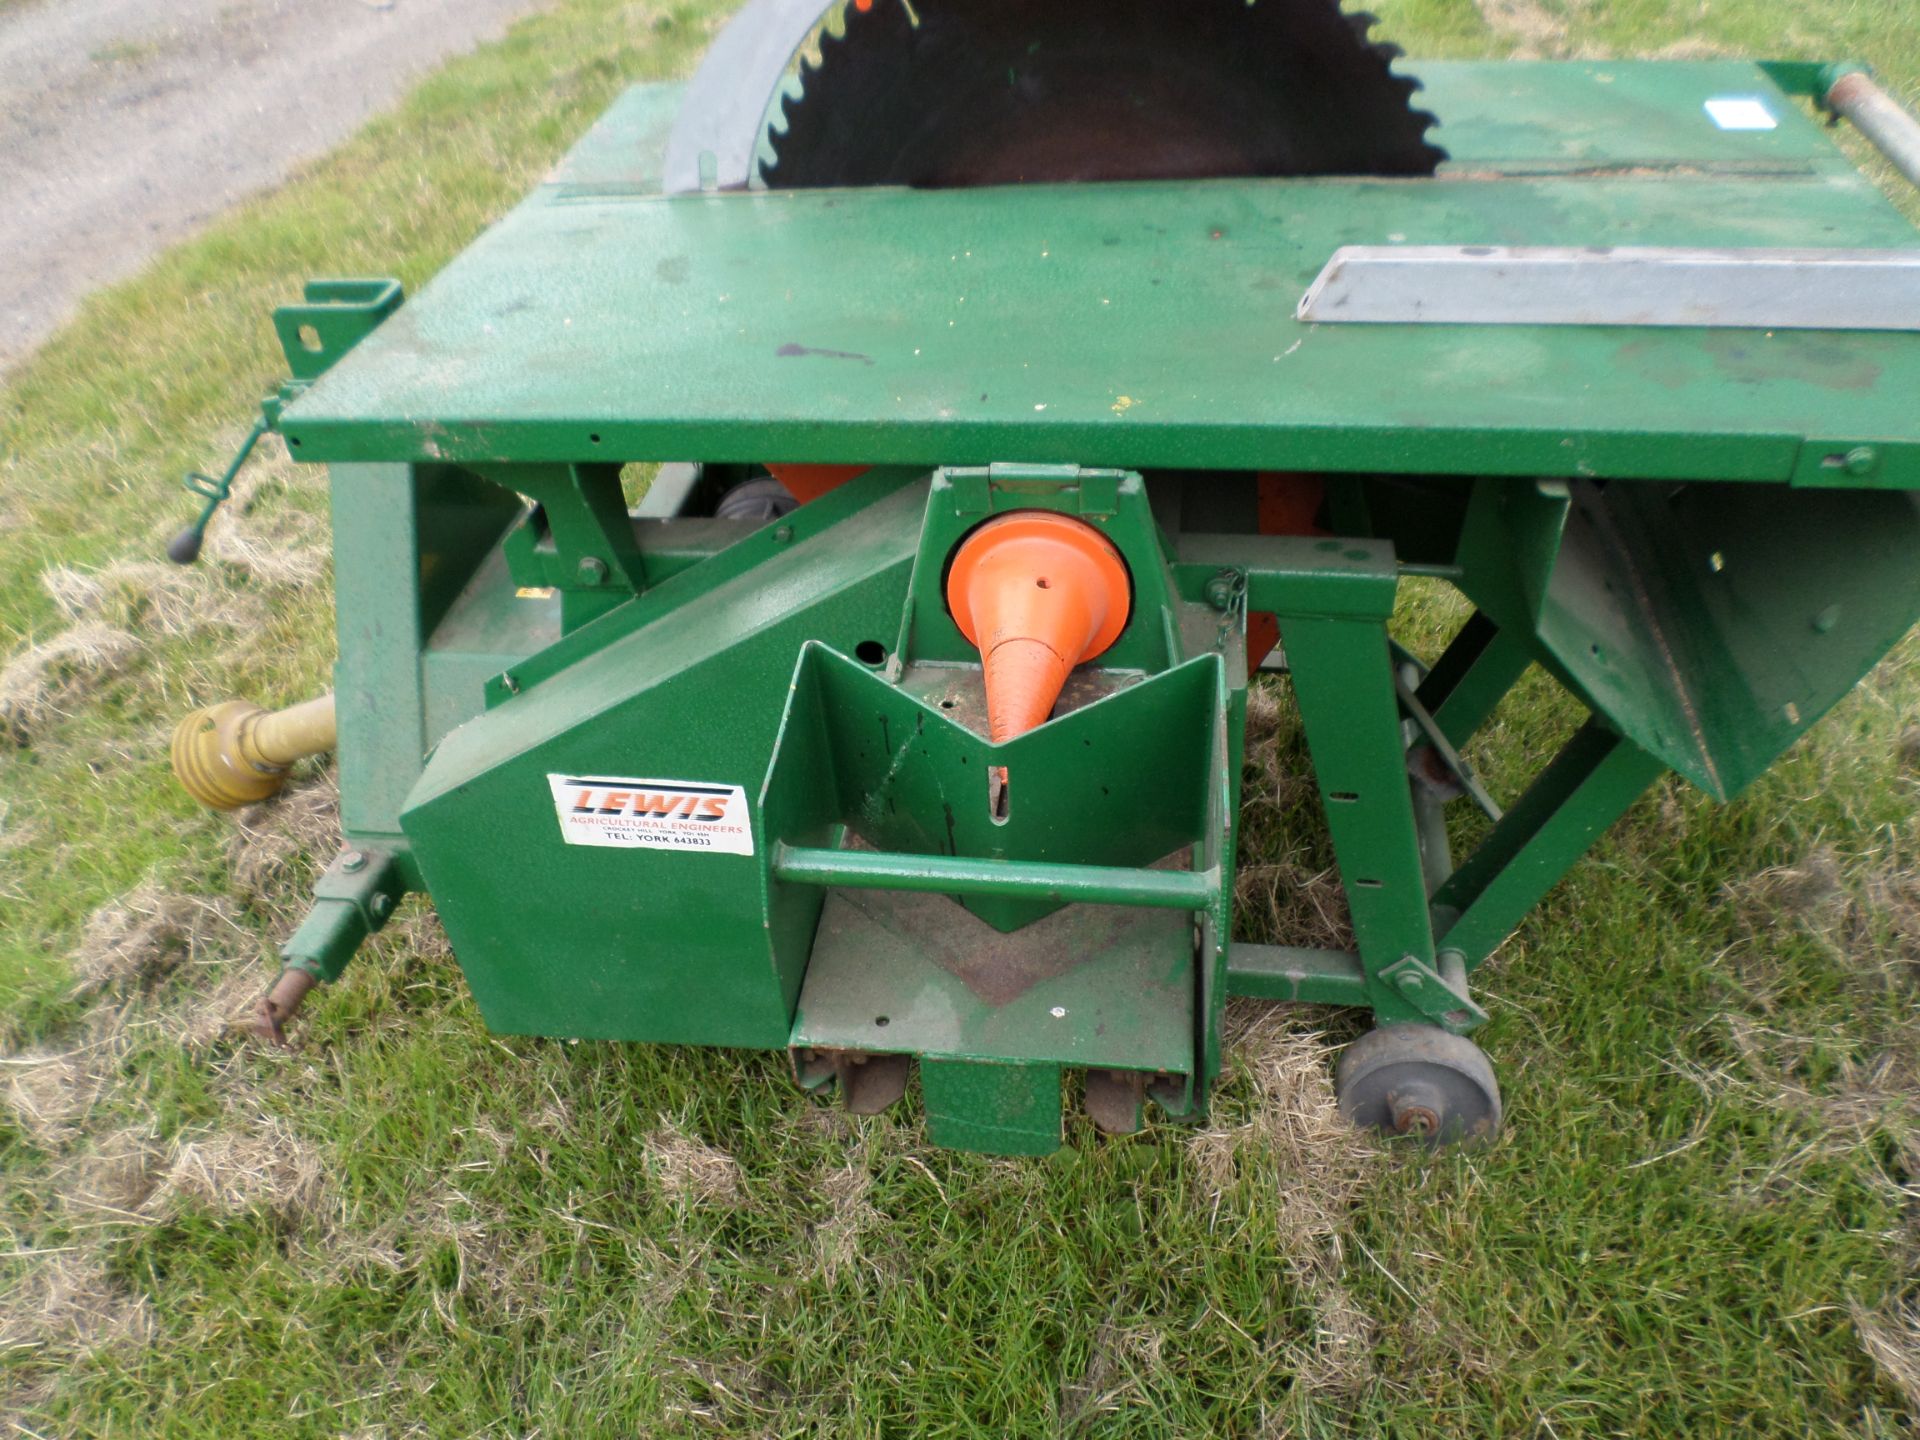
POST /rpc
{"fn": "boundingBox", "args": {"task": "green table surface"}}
[280,61,1920,487]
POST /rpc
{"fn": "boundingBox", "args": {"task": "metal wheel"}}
[1334,1023,1502,1145]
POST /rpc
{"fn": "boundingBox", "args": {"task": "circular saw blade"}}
[762,0,1444,189]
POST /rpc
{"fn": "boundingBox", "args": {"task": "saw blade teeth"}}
[764,0,886,184]
[765,0,1448,188]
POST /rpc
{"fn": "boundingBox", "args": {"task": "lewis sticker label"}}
[547,774,755,855]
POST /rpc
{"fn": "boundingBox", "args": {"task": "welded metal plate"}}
[1298,246,1920,330]
[790,886,1195,1071]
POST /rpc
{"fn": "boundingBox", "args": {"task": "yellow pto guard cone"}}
[170,693,338,810]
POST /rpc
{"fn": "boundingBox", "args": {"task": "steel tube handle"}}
[1827,70,1920,193]
[771,842,1218,912]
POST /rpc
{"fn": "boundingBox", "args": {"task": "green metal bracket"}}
[1756,58,1867,105]
[1175,534,1399,620]
[171,279,405,564]
[1377,954,1487,1035]
[920,1059,1064,1156]
[272,278,405,384]
[1414,611,1534,750]
[281,846,406,983]
[946,463,1122,518]
[481,464,646,631]
[483,465,926,705]
[760,641,1226,932]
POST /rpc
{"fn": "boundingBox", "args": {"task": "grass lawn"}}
[2,0,1919,1434]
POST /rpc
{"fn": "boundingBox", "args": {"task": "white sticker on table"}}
[1705,96,1777,131]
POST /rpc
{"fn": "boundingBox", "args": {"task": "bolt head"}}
[773,525,794,544]
[370,893,393,920]
[340,850,367,872]
[1845,446,1880,477]
[576,555,610,585]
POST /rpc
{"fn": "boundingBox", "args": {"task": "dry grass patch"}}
[0,621,137,746]
[41,557,256,637]
[644,1118,745,1208]
[227,775,340,917]
[1060,1319,1169,1434]
[1235,861,1354,952]
[1726,844,1920,989]
[69,879,235,1000]
[199,438,328,590]
[175,961,277,1049]
[1193,1004,1383,1397]
[2,1043,111,1150]
[1855,1299,1920,1415]
[0,1251,155,1359]
[52,1125,165,1221]
[1899,726,1920,772]
[811,1159,881,1284]
[1646,36,1738,59]
[1474,0,1572,57]
[1722,1012,1920,1139]
[146,1117,327,1223]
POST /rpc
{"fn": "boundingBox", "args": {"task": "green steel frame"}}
[227,58,1920,1154]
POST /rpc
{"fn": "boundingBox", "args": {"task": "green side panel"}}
[282,66,1920,486]
[919,1059,1064,1158]
[329,463,525,860]
[398,484,926,1050]
[1464,480,1920,799]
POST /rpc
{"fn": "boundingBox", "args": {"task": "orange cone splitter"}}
[944,511,1132,743]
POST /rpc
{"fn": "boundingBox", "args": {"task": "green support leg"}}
[920,1060,1063,1156]
[1415,611,1534,750]
[330,464,431,859]
[1434,719,1668,967]
[1278,609,1436,1026]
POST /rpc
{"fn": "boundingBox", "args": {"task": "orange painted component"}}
[945,510,1132,743]
[1248,472,1325,670]
[1256,471,1326,537]
[766,463,870,503]
[1246,611,1281,672]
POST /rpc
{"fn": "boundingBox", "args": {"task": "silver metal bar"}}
[1296,246,1920,330]
[1827,70,1920,194]
[1394,670,1503,825]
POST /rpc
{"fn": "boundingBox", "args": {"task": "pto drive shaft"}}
[170,693,337,810]
[170,690,365,1045]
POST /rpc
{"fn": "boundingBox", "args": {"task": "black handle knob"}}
[167,525,205,565]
